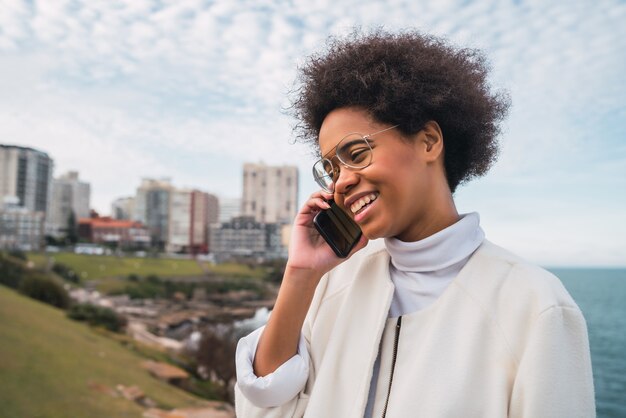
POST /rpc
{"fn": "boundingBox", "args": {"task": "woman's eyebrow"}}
[321,135,366,158]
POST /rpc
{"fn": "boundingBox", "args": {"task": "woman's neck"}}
[395,190,459,242]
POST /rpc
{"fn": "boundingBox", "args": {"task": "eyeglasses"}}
[312,125,399,192]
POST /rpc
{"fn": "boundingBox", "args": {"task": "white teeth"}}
[350,193,379,214]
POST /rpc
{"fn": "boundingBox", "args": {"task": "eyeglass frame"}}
[312,124,400,192]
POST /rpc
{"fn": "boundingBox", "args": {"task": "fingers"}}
[317,189,334,202]
[300,190,334,214]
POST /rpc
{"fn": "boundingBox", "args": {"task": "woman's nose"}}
[333,165,359,195]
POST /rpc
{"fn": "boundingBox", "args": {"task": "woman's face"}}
[318,107,443,242]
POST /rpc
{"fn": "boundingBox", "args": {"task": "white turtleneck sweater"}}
[385,212,484,317]
[236,213,485,409]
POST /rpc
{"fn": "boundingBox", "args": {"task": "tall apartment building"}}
[242,163,298,224]
[0,196,45,251]
[47,171,91,238]
[134,178,173,249]
[218,197,241,223]
[111,196,135,220]
[206,193,219,225]
[0,144,53,215]
[167,189,219,254]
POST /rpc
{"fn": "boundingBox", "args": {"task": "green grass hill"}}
[0,285,206,418]
[27,252,265,281]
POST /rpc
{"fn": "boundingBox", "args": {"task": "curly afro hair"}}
[291,30,510,193]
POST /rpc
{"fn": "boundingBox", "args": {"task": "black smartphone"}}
[313,200,362,258]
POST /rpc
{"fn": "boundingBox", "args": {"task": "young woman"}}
[235,31,595,418]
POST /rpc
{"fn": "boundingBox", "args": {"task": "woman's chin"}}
[359,224,387,241]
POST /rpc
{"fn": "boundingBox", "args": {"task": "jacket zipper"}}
[381,316,402,418]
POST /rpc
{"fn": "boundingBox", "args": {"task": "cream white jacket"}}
[235,241,595,418]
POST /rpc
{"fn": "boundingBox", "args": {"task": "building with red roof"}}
[78,216,150,249]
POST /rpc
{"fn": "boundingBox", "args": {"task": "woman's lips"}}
[353,193,379,223]
[350,192,379,214]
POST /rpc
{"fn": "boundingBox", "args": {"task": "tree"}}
[66,210,78,245]
[195,327,237,403]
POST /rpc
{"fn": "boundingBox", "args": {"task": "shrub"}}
[67,303,127,332]
[123,281,166,300]
[8,249,27,261]
[52,262,80,283]
[146,274,162,284]
[19,274,70,309]
[0,252,27,289]
[127,273,140,282]
[262,258,287,284]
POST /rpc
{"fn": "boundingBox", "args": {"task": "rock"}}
[116,384,145,401]
[141,360,190,382]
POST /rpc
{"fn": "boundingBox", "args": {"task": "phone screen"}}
[313,200,362,258]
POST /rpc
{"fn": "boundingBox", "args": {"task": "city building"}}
[47,171,91,238]
[111,196,135,220]
[0,196,45,251]
[264,222,290,259]
[218,197,241,223]
[209,216,266,262]
[167,189,219,254]
[0,144,53,215]
[206,193,219,225]
[209,216,288,262]
[242,163,298,224]
[77,216,150,249]
[134,178,173,249]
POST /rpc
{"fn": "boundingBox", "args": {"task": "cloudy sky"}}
[0,0,624,266]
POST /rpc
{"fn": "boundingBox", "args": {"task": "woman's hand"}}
[253,189,368,377]
[285,189,369,278]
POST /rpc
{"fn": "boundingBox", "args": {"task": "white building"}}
[218,197,241,223]
[111,196,135,220]
[209,216,266,262]
[242,163,298,224]
[209,216,289,262]
[167,189,218,254]
[0,196,45,251]
[134,178,173,249]
[47,171,91,238]
[0,144,53,215]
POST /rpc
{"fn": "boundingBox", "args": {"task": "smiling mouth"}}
[350,193,379,215]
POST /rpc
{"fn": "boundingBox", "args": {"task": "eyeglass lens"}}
[313,160,335,191]
[313,135,373,191]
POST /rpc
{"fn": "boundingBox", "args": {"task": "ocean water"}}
[550,268,626,418]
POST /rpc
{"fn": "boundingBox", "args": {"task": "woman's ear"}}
[421,120,444,161]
